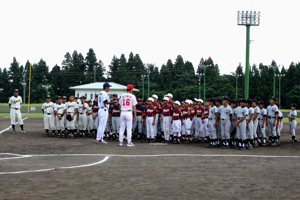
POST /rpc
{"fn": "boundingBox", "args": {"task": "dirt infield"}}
[0,117,299,200]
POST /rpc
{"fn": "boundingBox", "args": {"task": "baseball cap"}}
[57,96,62,99]
[80,96,86,99]
[13,89,19,92]
[258,100,264,105]
[223,96,230,101]
[62,96,67,99]
[46,95,51,99]
[127,84,134,90]
[197,99,203,103]
[291,103,297,108]
[166,93,173,98]
[270,96,276,101]
[162,97,169,101]
[103,82,112,89]
[174,101,181,106]
[152,94,158,99]
[147,97,154,102]
[240,98,247,103]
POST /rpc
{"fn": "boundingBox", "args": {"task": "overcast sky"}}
[0,0,299,74]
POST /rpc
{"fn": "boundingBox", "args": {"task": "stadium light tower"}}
[238,11,261,99]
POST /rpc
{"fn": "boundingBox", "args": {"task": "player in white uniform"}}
[288,103,297,143]
[54,96,66,138]
[62,96,68,132]
[86,100,94,136]
[78,96,88,137]
[8,89,26,134]
[96,82,115,144]
[42,95,56,137]
[64,94,78,138]
[119,84,137,147]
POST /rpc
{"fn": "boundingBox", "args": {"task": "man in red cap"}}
[119,84,137,147]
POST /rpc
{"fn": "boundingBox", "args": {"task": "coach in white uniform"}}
[96,82,114,144]
[8,89,26,134]
[119,84,137,147]
[42,95,56,137]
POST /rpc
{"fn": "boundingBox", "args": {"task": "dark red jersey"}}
[202,107,209,118]
[196,106,204,116]
[161,104,172,116]
[145,106,156,117]
[172,108,181,120]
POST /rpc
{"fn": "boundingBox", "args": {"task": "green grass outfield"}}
[0,113,10,117]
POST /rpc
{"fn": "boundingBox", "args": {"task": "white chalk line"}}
[0,156,110,175]
[0,117,28,134]
[0,153,32,160]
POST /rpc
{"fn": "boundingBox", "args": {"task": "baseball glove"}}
[66,114,72,121]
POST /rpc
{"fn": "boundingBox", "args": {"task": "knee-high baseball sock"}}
[20,125,24,130]
[12,125,15,130]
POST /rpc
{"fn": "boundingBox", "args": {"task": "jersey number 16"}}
[123,99,130,106]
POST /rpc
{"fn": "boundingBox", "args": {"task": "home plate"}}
[149,143,168,146]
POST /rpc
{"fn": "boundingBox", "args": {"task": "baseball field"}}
[0,116,299,200]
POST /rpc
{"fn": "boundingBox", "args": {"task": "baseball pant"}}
[93,112,99,129]
[119,111,133,144]
[182,118,191,137]
[230,120,237,139]
[217,119,222,139]
[10,108,23,125]
[257,120,266,138]
[277,121,283,137]
[79,113,87,130]
[237,120,246,141]
[66,112,75,130]
[146,116,155,139]
[55,115,65,130]
[289,120,297,136]
[253,119,258,138]
[221,119,231,140]
[64,114,67,129]
[246,120,254,140]
[163,116,171,141]
[86,114,94,132]
[195,117,201,139]
[153,114,159,137]
[209,119,217,140]
[132,115,142,134]
[105,118,111,133]
[74,115,79,130]
[96,108,108,141]
[200,118,209,138]
[172,120,181,137]
[44,114,55,130]
[112,116,120,134]
[160,118,164,132]
[267,118,276,137]
[190,116,197,135]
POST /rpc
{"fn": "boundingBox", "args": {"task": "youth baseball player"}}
[144,97,156,143]
[246,99,254,150]
[216,98,223,146]
[195,99,204,141]
[152,94,160,140]
[266,97,279,145]
[86,100,94,136]
[96,82,115,144]
[132,98,145,139]
[287,103,297,143]
[161,97,172,142]
[235,98,248,150]
[230,100,238,147]
[207,98,218,148]
[119,84,137,147]
[109,98,121,140]
[257,101,267,146]
[220,96,232,148]
[202,101,210,142]
[8,89,26,134]
[275,102,283,144]
[171,101,182,144]
[190,99,198,136]
[64,94,78,138]
[181,100,191,142]
[252,99,260,146]
[92,94,99,138]
[78,96,88,137]
[54,96,65,138]
[62,96,67,132]
[74,97,79,135]
[42,95,56,137]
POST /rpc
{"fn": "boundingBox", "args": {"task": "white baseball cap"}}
[174,101,181,106]
[196,99,203,103]
[162,97,169,101]
[152,94,158,99]
[147,97,154,102]
[166,93,173,98]
[186,100,193,105]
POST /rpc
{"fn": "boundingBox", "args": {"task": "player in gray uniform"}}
[275,102,283,145]
[287,103,297,143]
[207,98,218,148]
[78,96,88,137]
[257,101,267,146]
[220,96,232,148]
[230,99,238,148]
[62,96,67,132]
[266,97,279,145]
[54,96,66,138]
[216,98,223,146]
[246,99,254,150]
[86,100,94,136]
[252,99,260,146]
[235,98,248,150]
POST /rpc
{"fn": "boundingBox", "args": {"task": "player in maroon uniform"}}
[143,97,156,143]
[202,101,210,142]
[152,94,161,140]
[171,101,183,144]
[181,100,191,142]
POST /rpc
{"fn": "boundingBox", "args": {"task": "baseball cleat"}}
[119,142,123,146]
[271,142,277,146]
[13,130,16,134]
[21,130,27,134]
[127,142,135,147]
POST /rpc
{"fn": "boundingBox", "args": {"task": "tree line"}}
[0,48,299,108]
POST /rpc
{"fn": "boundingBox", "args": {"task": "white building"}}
[69,82,139,100]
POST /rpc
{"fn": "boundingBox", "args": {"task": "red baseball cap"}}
[127,84,134,90]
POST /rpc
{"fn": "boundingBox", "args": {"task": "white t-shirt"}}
[98,91,109,108]
[9,96,22,109]
[42,102,55,114]
[119,93,137,111]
